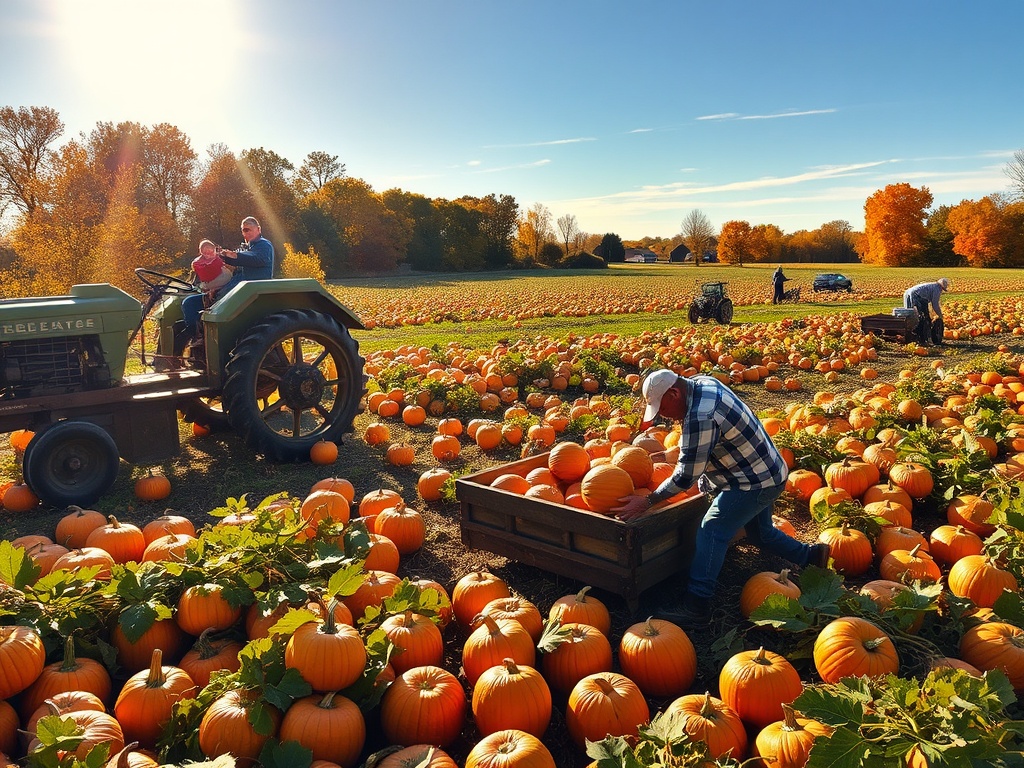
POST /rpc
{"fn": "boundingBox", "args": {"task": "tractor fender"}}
[200,279,365,386]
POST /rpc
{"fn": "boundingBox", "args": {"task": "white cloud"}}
[739,108,837,120]
[466,160,481,166]
[483,137,596,148]
[476,159,552,173]
[628,128,653,133]
[695,113,739,121]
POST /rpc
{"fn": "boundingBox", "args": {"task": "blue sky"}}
[2,0,1022,239]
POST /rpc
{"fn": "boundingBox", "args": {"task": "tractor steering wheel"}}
[135,268,198,296]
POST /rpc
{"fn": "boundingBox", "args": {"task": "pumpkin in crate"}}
[472,659,552,737]
[565,671,649,750]
[548,441,591,483]
[579,464,634,514]
[134,470,171,502]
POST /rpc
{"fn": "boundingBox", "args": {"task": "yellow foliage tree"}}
[862,183,932,266]
[280,242,326,282]
[945,196,1024,268]
[749,223,785,263]
[716,220,751,265]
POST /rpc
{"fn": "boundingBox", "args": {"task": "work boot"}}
[655,593,711,629]
[808,542,831,569]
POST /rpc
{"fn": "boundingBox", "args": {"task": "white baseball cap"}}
[641,369,679,425]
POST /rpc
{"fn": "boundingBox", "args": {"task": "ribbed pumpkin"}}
[565,671,649,749]
[928,525,984,566]
[664,692,747,760]
[0,701,15,757]
[134,471,171,502]
[861,481,914,510]
[285,601,367,691]
[481,597,544,643]
[617,618,696,697]
[472,658,552,737]
[948,555,1018,608]
[863,500,913,529]
[359,488,402,518]
[381,610,445,674]
[50,547,116,580]
[198,689,280,762]
[816,525,872,576]
[946,494,997,536]
[21,634,112,718]
[386,443,416,467]
[176,584,242,635]
[547,441,591,483]
[300,489,352,535]
[85,515,146,564]
[740,569,801,618]
[29,708,124,761]
[377,745,458,768]
[548,585,611,635]
[959,622,1024,689]
[417,468,451,501]
[24,542,69,578]
[579,464,634,514]
[54,505,107,548]
[753,704,833,768]
[179,629,243,689]
[491,473,533,495]
[280,692,365,767]
[463,615,536,687]
[375,502,426,555]
[813,617,899,683]
[310,439,339,465]
[785,469,823,502]
[381,665,466,748]
[888,462,934,499]
[718,647,803,728]
[114,648,197,748]
[540,622,613,695]
[610,445,654,488]
[141,514,196,545]
[452,571,511,627]
[343,569,402,620]
[431,434,461,461]
[465,729,556,768]
[874,526,928,562]
[141,532,195,563]
[112,617,185,674]
[0,624,46,699]
[879,544,942,584]
[2,482,39,512]
[824,456,875,499]
[104,744,161,768]
[25,690,106,738]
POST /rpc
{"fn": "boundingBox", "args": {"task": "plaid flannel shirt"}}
[655,375,788,496]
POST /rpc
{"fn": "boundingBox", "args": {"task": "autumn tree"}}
[920,206,961,267]
[241,147,300,246]
[517,203,554,263]
[0,105,63,217]
[1005,149,1024,201]
[716,220,752,265]
[594,233,625,263]
[816,220,856,262]
[381,189,443,271]
[862,183,933,266]
[437,199,486,271]
[140,123,196,224]
[680,209,714,265]
[295,150,345,197]
[191,145,252,248]
[946,195,1024,267]
[557,213,581,257]
[457,193,518,268]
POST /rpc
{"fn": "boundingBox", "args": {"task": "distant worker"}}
[903,277,950,346]
[771,265,790,304]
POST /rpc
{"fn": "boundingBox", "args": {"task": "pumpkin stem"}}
[193,628,219,660]
[595,676,615,695]
[781,703,799,730]
[323,598,342,635]
[699,692,716,718]
[106,514,121,528]
[317,691,337,709]
[575,585,593,603]
[59,633,80,673]
[777,569,792,584]
[908,543,923,558]
[644,617,660,636]
[502,657,520,675]
[146,648,166,687]
[754,647,770,665]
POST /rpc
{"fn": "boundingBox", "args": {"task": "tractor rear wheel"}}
[688,304,701,324]
[221,309,365,462]
[23,421,120,507]
[715,299,734,325]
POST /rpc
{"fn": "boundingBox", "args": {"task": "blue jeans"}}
[687,483,811,599]
[181,274,246,335]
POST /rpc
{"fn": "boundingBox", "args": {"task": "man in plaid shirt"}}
[614,369,829,627]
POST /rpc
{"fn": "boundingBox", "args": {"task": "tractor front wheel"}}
[222,309,365,462]
[688,304,701,324]
[23,421,120,507]
[715,299,734,325]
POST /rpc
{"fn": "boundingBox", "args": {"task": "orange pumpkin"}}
[813,617,899,683]
[565,672,649,749]
[617,618,696,698]
[310,440,339,465]
[114,648,197,748]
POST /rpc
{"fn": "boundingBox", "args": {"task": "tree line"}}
[1,105,1022,299]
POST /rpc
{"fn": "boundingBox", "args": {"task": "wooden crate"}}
[456,453,709,613]
[861,312,916,341]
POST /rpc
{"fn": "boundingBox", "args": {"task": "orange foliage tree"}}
[946,196,1024,267]
[717,220,752,265]
[862,183,933,266]
[749,223,785,263]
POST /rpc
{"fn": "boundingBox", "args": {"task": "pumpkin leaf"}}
[805,726,870,768]
[793,680,869,727]
[258,738,312,768]
[0,538,40,590]
[749,592,815,632]
[117,601,160,644]
[993,590,1024,628]
[325,561,366,599]
[263,667,311,712]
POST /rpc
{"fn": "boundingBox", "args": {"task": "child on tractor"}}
[191,239,234,296]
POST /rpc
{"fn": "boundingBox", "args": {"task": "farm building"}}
[624,249,658,263]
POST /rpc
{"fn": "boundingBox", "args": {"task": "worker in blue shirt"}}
[903,278,950,345]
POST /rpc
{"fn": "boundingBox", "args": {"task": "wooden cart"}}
[861,312,917,341]
[456,453,709,613]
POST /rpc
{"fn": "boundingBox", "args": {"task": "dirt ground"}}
[1,329,1019,767]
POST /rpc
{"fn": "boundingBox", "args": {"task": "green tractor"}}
[0,269,366,507]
